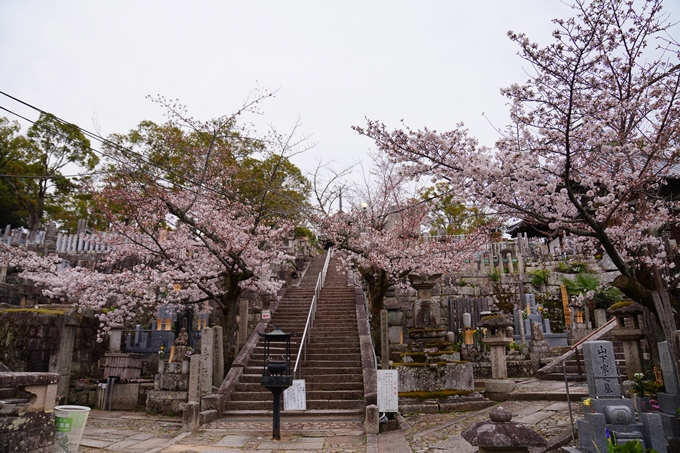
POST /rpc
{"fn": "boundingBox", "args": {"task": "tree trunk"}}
[218,273,244,369]
[363,269,389,357]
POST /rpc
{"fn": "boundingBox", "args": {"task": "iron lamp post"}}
[259,325,294,440]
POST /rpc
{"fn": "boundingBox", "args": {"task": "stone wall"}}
[0,307,105,379]
[384,256,617,345]
[472,360,534,379]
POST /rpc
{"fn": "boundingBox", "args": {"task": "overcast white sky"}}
[2,1,679,185]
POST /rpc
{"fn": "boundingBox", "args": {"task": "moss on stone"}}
[400,352,428,363]
[608,301,632,311]
[398,389,472,399]
[0,308,67,315]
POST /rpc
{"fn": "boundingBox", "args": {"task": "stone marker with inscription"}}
[577,341,666,453]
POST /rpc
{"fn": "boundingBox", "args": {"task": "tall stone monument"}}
[577,341,666,453]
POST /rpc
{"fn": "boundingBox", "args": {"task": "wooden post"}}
[561,285,571,330]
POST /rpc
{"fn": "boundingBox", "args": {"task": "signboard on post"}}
[377,370,398,412]
[283,379,306,410]
[261,310,271,320]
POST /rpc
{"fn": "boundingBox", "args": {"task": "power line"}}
[0,97,245,204]
[0,91,307,217]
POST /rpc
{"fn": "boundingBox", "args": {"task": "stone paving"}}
[77,378,589,452]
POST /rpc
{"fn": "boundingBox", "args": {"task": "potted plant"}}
[631,373,655,414]
[158,344,165,374]
[182,347,192,375]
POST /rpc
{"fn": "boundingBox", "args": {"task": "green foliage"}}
[528,269,550,287]
[293,225,318,248]
[633,373,646,397]
[506,341,521,352]
[601,431,658,452]
[0,114,98,233]
[562,272,622,309]
[556,261,591,274]
[104,120,311,227]
[421,182,490,235]
[488,269,501,282]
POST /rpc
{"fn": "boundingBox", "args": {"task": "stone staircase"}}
[223,252,364,414]
[537,335,629,381]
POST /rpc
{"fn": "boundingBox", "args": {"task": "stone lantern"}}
[608,302,645,380]
[462,406,546,453]
[478,305,515,395]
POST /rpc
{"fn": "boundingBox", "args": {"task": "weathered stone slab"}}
[214,435,252,447]
[200,327,214,396]
[396,362,473,393]
[658,340,680,395]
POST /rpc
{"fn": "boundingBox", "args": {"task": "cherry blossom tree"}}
[354,0,680,335]
[3,92,309,364]
[316,154,488,350]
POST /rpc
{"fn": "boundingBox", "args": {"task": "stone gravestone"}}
[656,340,680,438]
[577,341,666,453]
[200,327,214,396]
[523,294,543,340]
[380,310,389,370]
[529,321,551,371]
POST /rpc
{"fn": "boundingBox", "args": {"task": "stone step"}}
[253,346,360,355]
[224,399,364,411]
[238,373,364,384]
[243,365,363,376]
[234,381,364,393]
[229,389,364,402]
[246,359,362,370]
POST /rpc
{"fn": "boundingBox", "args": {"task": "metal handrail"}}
[293,248,333,379]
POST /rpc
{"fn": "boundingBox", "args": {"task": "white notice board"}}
[377,370,398,412]
[261,310,271,320]
[284,379,306,410]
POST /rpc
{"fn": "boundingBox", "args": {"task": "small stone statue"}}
[174,327,189,346]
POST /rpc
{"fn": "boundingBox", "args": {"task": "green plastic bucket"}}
[53,405,91,452]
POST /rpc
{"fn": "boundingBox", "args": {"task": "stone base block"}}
[199,409,218,425]
[659,411,680,438]
[657,392,680,415]
[485,379,515,394]
[155,374,189,391]
[182,401,200,432]
[146,390,188,415]
[365,404,379,435]
[201,394,224,416]
[395,362,473,393]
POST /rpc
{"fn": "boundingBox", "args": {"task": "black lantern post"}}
[258,325,294,440]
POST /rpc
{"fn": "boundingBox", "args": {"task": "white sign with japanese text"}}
[283,379,306,410]
[377,370,398,412]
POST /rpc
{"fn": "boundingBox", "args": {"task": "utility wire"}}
[0,97,262,207]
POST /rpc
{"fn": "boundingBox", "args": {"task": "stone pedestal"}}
[147,348,191,415]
